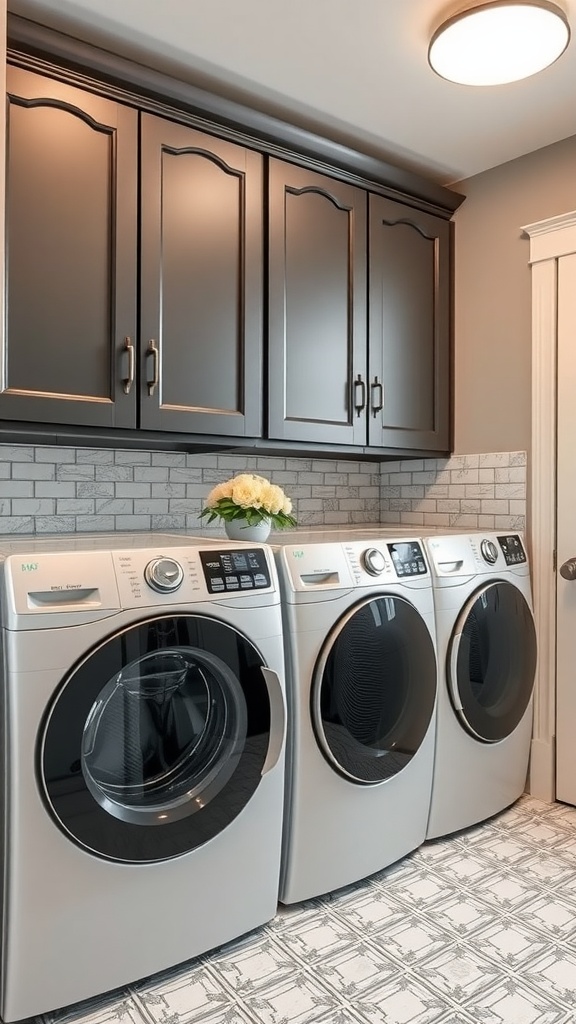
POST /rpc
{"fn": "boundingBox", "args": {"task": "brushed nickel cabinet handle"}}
[121,336,135,395]
[371,376,384,415]
[146,339,159,396]
[354,374,366,417]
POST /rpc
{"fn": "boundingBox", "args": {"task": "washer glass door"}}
[312,595,437,784]
[40,614,275,862]
[448,581,537,742]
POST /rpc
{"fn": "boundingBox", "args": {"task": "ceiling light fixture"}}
[428,0,571,86]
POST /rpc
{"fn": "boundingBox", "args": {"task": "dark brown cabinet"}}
[3,41,459,457]
[368,196,451,451]
[3,65,138,429]
[268,161,451,453]
[268,159,368,446]
[139,115,263,436]
[2,68,263,438]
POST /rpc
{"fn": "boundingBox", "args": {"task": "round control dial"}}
[362,547,386,576]
[480,539,498,565]
[144,557,184,593]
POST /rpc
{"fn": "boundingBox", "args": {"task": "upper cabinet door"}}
[368,196,451,452]
[2,66,138,428]
[268,159,368,446]
[139,114,263,436]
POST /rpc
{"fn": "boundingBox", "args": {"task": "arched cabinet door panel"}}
[139,114,263,437]
[368,195,451,452]
[268,158,368,447]
[3,65,138,429]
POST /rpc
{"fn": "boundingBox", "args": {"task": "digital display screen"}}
[497,535,526,565]
[199,549,271,593]
[387,541,427,577]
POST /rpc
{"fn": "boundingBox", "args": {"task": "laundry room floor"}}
[40,796,576,1024]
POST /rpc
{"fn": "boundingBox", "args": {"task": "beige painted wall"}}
[453,134,576,455]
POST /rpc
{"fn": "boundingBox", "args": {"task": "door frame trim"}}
[522,210,576,801]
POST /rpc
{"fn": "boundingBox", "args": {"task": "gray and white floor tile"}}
[38,796,576,1024]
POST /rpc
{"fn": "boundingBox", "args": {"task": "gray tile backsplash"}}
[0,445,526,535]
[380,451,526,532]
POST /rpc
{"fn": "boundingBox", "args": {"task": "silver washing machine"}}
[351,526,538,837]
[0,533,286,1021]
[422,531,537,838]
[272,529,438,904]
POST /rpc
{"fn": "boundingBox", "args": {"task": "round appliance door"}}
[448,581,537,742]
[39,614,276,863]
[312,595,437,784]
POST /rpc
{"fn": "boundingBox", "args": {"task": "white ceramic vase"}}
[224,519,271,543]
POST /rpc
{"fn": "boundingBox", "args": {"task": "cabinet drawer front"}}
[139,114,263,437]
[3,66,138,429]
[268,159,367,446]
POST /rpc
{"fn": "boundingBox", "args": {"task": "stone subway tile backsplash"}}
[380,451,527,532]
[0,445,526,535]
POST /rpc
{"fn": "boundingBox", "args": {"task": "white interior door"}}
[555,252,576,805]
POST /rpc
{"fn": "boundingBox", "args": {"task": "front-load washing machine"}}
[423,531,537,839]
[0,533,286,1021]
[273,529,437,904]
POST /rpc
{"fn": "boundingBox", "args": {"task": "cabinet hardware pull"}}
[146,339,159,396]
[354,374,366,416]
[371,377,384,415]
[121,336,135,395]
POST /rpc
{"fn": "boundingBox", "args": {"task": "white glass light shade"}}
[428,1,570,86]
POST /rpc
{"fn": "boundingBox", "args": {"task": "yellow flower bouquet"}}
[199,473,297,530]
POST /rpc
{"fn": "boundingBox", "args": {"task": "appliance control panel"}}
[497,534,527,565]
[388,541,428,578]
[199,548,271,594]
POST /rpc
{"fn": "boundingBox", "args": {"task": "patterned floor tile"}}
[509,892,576,941]
[202,934,299,997]
[370,862,463,912]
[414,943,502,1002]
[461,976,572,1024]
[37,795,576,1024]
[220,971,343,1024]
[502,849,576,889]
[416,891,498,938]
[267,911,366,963]
[326,888,411,938]
[414,845,501,887]
[368,915,450,967]
[467,918,551,969]
[470,866,546,913]
[312,942,405,997]
[522,945,576,1010]
[350,976,449,1024]
[43,992,148,1024]
[132,964,252,1024]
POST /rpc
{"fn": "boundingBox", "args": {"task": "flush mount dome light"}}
[428,0,571,85]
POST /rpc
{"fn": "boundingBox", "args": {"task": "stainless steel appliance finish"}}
[328,526,538,837]
[0,533,286,1021]
[272,529,438,904]
[421,531,537,838]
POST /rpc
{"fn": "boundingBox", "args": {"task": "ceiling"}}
[7,0,576,185]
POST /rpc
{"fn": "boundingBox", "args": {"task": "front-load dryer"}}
[273,530,437,904]
[0,533,286,1021]
[423,531,537,839]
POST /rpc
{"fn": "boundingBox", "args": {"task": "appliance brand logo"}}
[21,562,39,572]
